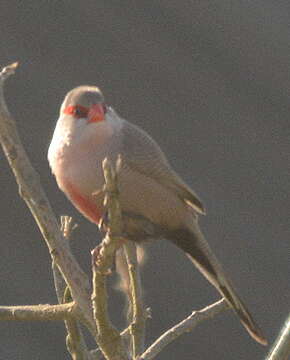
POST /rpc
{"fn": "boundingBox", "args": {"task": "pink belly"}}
[64,180,102,224]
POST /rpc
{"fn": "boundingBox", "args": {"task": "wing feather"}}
[119,119,206,215]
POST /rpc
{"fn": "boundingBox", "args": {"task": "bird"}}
[48,85,267,345]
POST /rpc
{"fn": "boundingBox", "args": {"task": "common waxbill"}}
[48,86,267,345]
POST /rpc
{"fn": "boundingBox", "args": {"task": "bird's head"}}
[61,85,108,125]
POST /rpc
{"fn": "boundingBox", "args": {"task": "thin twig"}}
[63,287,92,360]
[123,242,147,357]
[266,313,290,360]
[0,302,75,321]
[0,63,94,331]
[52,216,76,303]
[92,262,127,360]
[54,216,91,360]
[91,158,128,360]
[89,349,104,360]
[139,298,228,360]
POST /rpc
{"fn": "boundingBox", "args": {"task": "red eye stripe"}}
[63,105,89,118]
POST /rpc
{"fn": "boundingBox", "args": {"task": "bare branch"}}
[0,302,74,321]
[89,349,104,360]
[52,216,77,303]
[63,288,92,360]
[92,261,127,360]
[0,62,18,82]
[54,216,91,360]
[139,299,228,360]
[266,313,290,360]
[0,63,94,331]
[91,158,128,360]
[123,242,147,357]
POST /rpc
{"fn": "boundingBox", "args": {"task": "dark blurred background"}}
[0,1,289,359]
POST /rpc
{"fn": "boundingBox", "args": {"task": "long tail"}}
[169,224,267,345]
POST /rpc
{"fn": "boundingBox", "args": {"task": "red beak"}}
[88,104,105,123]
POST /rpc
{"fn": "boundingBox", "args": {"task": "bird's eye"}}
[74,106,88,118]
[63,105,88,118]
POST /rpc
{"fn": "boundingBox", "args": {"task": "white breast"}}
[48,112,122,197]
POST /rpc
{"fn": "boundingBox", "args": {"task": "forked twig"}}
[139,299,228,360]
[0,63,94,331]
[53,216,91,360]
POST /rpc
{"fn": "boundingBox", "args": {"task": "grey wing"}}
[119,119,206,215]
